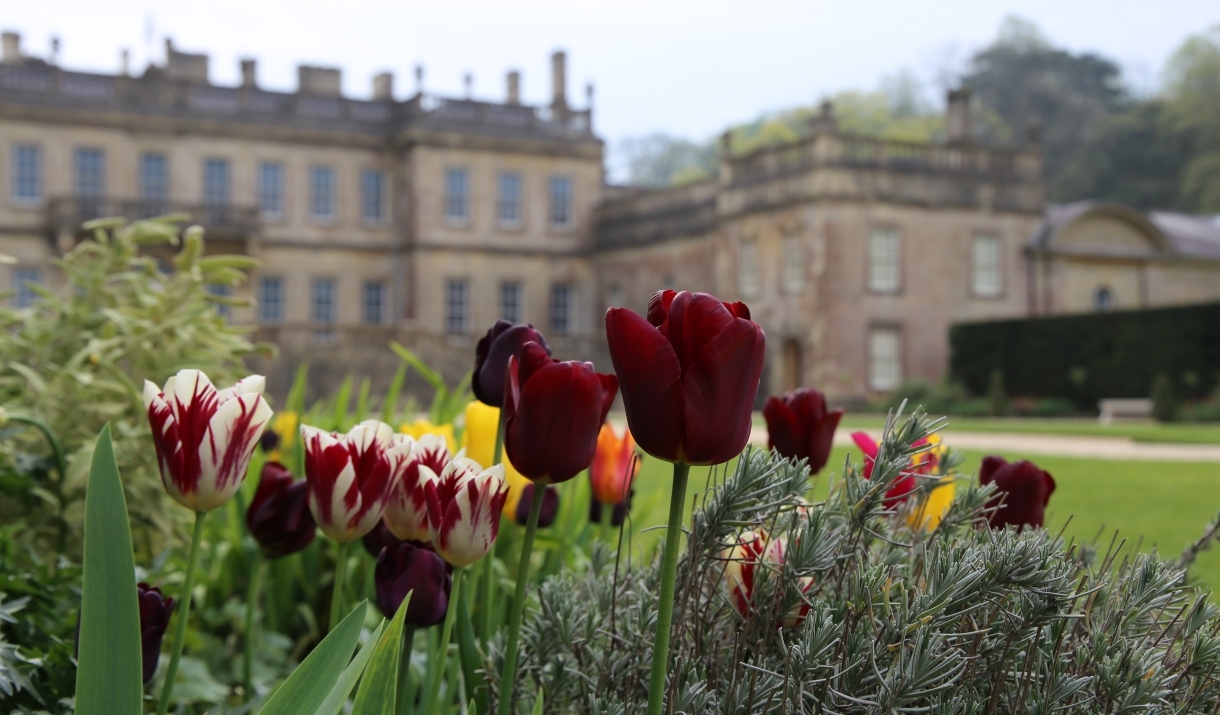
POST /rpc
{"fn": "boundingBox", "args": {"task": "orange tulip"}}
[589,424,637,508]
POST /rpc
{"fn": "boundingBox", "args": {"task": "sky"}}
[4,0,1217,177]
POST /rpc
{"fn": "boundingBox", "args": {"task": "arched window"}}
[1094,286,1113,312]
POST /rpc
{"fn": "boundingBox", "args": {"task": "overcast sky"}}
[4,0,1217,175]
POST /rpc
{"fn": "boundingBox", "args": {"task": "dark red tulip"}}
[246,461,317,558]
[473,320,552,408]
[763,389,844,473]
[605,290,766,466]
[515,484,560,527]
[979,456,1056,531]
[362,520,405,559]
[375,542,452,627]
[503,342,618,485]
[137,583,175,684]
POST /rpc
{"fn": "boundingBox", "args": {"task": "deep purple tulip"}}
[979,456,1057,531]
[473,320,552,408]
[375,542,452,627]
[763,388,844,474]
[246,461,317,558]
[362,520,405,559]
[137,583,175,684]
[515,484,560,528]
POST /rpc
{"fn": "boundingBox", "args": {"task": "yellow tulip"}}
[400,419,457,456]
[267,410,299,462]
[908,476,956,531]
[461,400,533,518]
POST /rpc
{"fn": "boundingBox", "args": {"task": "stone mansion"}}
[4,32,1220,402]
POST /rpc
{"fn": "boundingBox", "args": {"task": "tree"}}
[616,134,717,187]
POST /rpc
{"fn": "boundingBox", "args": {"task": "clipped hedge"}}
[949,301,1220,409]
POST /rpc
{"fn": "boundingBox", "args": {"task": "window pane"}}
[12,144,42,201]
[868,328,901,391]
[75,148,105,196]
[445,169,469,221]
[13,267,41,308]
[782,235,805,294]
[313,278,337,342]
[259,276,283,323]
[311,166,335,220]
[739,238,760,298]
[971,235,1001,296]
[259,163,284,217]
[139,153,168,218]
[868,228,900,293]
[203,159,230,205]
[548,176,572,227]
[362,170,384,223]
[500,281,522,323]
[498,172,521,225]
[363,280,385,324]
[550,283,572,334]
[445,279,470,334]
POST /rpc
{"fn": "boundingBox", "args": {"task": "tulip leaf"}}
[456,581,488,715]
[259,600,368,715]
[350,591,411,715]
[311,619,386,715]
[76,424,143,715]
[380,361,408,424]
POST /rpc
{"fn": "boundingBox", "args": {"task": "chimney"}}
[1,32,19,63]
[551,50,567,112]
[463,72,472,99]
[164,38,210,83]
[373,71,393,100]
[121,49,130,76]
[49,36,59,65]
[241,58,257,88]
[414,64,424,94]
[297,65,342,96]
[506,70,520,105]
[946,88,972,144]
[808,100,838,135]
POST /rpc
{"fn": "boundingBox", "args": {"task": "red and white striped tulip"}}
[143,369,273,512]
[302,420,410,543]
[424,456,508,567]
[723,530,814,629]
[383,433,451,542]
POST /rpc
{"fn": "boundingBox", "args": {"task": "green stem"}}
[423,568,464,715]
[645,462,690,715]
[156,510,208,715]
[9,414,69,553]
[482,411,506,645]
[398,625,417,715]
[496,483,545,715]
[328,540,351,634]
[242,555,266,703]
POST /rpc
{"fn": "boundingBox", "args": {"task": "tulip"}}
[246,461,316,559]
[605,289,766,466]
[763,388,844,474]
[503,342,618,485]
[362,520,405,559]
[589,424,637,512]
[589,491,632,527]
[423,457,508,568]
[979,456,1056,531]
[515,483,559,527]
[473,320,551,408]
[850,432,944,508]
[462,401,500,469]
[401,419,457,456]
[264,410,299,463]
[375,542,452,627]
[722,531,812,629]
[143,369,273,513]
[384,434,451,542]
[908,477,956,531]
[137,583,175,684]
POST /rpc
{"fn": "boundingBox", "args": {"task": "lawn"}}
[837,413,1220,445]
[612,444,1220,591]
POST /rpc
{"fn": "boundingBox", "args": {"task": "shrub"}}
[985,368,1011,416]
[1151,372,1181,422]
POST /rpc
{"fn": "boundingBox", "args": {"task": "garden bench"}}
[1097,398,1153,424]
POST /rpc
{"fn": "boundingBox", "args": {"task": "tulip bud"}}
[384,434,450,542]
[589,424,637,515]
[472,320,551,408]
[137,583,175,684]
[763,388,843,474]
[979,455,1056,531]
[375,542,452,626]
[143,369,273,512]
[515,483,559,528]
[424,457,508,567]
[303,420,409,543]
[246,461,317,558]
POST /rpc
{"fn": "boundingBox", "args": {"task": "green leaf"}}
[75,424,143,715]
[354,377,371,423]
[532,688,545,715]
[312,619,386,715]
[332,376,354,430]
[456,582,487,715]
[390,341,443,390]
[259,600,369,715]
[380,361,409,425]
[350,591,411,715]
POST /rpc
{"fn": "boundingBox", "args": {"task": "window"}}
[259,162,284,219]
[971,235,1002,297]
[498,172,522,225]
[361,170,385,223]
[312,278,337,342]
[310,166,335,221]
[500,281,522,323]
[1094,286,1114,312]
[363,280,385,325]
[868,327,902,392]
[75,148,105,221]
[11,144,41,202]
[738,238,760,298]
[259,276,283,324]
[445,169,469,222]
[139,153,169,217]
[206,283,231,320]
[868,227,901,293]
[782,235,805,294]
[548,176,572,228]
[550,283,573,335]
[203,158,230,205]
[13,267,41,308]
[445,279,470,334]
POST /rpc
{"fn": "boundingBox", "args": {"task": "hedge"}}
[948,301,1220,410]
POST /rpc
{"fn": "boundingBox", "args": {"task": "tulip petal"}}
[606,307,685,463]
[681,319,766,465]
[505,361,605,484]
[197,392,272,511]
[763,396,800,457]
[667,292,737,375]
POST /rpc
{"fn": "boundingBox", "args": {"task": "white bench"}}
[1097,398,1153,424]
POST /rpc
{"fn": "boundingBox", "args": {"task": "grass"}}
[836,413,1220,445]
[614,444,1220,591]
